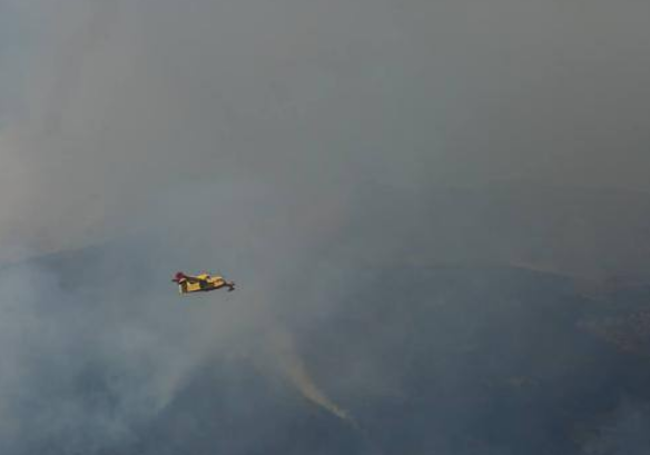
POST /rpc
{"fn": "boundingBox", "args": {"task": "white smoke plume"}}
[268,327,354,424]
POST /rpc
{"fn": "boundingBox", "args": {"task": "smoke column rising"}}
[269,328,353,424]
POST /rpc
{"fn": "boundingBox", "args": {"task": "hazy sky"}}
[0,0,649,256]
[0,1,650,453]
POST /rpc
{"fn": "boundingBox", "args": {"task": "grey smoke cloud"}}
[2,0,650,256]
[0,0,650,453]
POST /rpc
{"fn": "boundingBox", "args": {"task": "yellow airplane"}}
[172,271,235,294]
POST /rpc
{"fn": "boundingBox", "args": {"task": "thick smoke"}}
[2,0,650,256]
[0,0,650,453]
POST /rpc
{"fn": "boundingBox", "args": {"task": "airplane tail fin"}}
[172,271,186,283]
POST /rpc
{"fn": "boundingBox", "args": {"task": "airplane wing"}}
[182,275,206,284]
